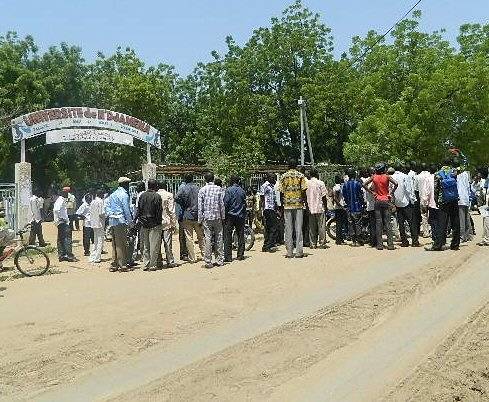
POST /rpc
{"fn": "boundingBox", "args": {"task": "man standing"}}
[333,175,347,245]
[361,168,377,247]
[392,167,420,247]
[198,172,225,268]
[106,177,133,271]
[157,181,178,268]
[457,163,473,242]
[417,165,432,238]
[89,189,105,264]
[29,189,47,247]
[66,189,78,231]
[223,175,247,262]
[175,181,189,261]
[176,174,204,264]
[136,179,163,271]
[426,161,460,251]
[306,169,328,248]
[342,169,365,246]
[278,159,308,258]
[260,173,279,252]
[76,194,94,256]
[53,187,77,262]
[363,163,398,250]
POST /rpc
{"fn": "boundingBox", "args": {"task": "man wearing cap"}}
[53,187,77,262]
[106,177,133,272]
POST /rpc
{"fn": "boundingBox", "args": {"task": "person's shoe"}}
[109,267,118,272]
[65,256,78,262]
[412,242,421,247]
[400,242,410,248]
[237,256,245,261]
[376,246,384,250]
[167,263,179,268]
[181,256,190,262]
[336,242,345,246]
[84,251,90,256]
[39,243,48,248]
[101,250,108,255]
[387,246,396,251]
[425,246,442,251]
[224,259,233,263]
[295,254,305,258]
[58,256,69,262]
[127,262,139,267]
[450,246,460,251]
[285,255,294,259]
[204,263,214,269]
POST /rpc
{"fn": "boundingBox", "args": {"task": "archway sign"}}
[11,107,161,228]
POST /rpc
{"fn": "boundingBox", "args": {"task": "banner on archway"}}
[45,129,134,146]
[11,107,161,148]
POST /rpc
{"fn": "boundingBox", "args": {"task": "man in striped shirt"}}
[198,172,225,268]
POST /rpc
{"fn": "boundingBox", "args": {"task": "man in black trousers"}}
[223,175,247,262]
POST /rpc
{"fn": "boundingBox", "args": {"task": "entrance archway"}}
[11,107,162,228]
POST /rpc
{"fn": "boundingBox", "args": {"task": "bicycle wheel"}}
[326,218,337,241]
[244,226,255,251]
[14,246,50,277]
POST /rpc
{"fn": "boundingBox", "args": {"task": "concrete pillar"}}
[15,162,32,231]
[142,163,157,182]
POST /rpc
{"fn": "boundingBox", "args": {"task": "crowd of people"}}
[24,156,489,272]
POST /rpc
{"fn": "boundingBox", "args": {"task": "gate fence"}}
[0,183,18,231]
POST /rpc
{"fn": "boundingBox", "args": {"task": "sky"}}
[1,0,487,76]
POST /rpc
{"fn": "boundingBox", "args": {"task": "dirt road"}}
[1,218,488,401]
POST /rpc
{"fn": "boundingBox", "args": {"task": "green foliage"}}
[0,1,487,191]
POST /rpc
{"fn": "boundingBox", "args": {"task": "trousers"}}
[397,205,419,245]
[309,212,326,247]
[374,201,394,249]
[459,205,473,242]
[90,227,104,262]
[82,226,94,254]
[57,222,73,258]
[284,209,303,257]
[158,229,175,266]
[262,209,279,251]
[334,208,348,244]
[182,219,204,262]
[433,201,460,250]
[29,220,46,246]
[224,215,245,261]
[111,224,129,268]
[141,225,163,269]
[203,219,224,264]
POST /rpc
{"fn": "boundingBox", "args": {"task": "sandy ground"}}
[0,216,488,401]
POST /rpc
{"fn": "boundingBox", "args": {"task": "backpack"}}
[438,170,458,203]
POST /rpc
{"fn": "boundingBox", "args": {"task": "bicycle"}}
[0,225,51,277]
[232,223,255,251]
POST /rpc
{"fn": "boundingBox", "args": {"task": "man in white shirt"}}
[157,182,178,268]
[416,166,432,238]
[76,193,94,256]
[457,166,473,242]
[392,166,419,247]
[54,187,77,262]
[89,189,106,263]
[28,189,47,247]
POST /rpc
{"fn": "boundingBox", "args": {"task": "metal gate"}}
[0,183,18,231]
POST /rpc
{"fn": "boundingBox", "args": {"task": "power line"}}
[350,0,423,66]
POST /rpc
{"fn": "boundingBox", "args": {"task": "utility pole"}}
[298,97,315,166]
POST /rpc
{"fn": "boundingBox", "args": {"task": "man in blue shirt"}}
[223,175,247,262]
[106,177,133,271]
[342,169,365,246]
